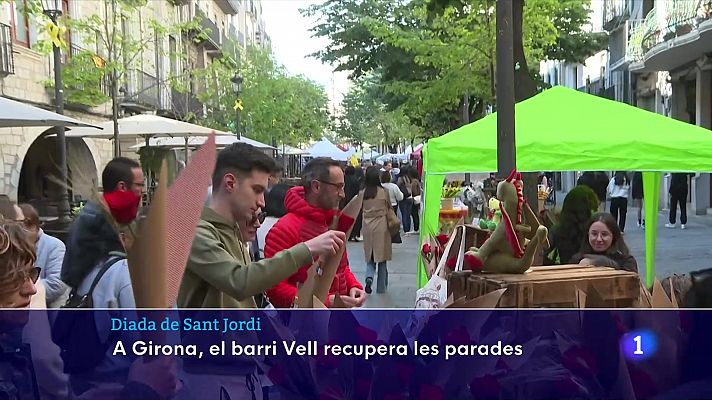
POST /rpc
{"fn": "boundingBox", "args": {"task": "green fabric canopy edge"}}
[418,86,712,290]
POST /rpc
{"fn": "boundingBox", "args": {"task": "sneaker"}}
[365,278,373,294]
[665,223,676,229]
[681,224,686,230]
[637,221,641,228]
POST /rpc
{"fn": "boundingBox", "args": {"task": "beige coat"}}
[361,188,392,263]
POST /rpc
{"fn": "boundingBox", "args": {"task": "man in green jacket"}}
[178,142,345,309]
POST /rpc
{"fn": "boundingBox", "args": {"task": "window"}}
[11,0,30,47]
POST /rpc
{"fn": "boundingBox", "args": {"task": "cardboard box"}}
[458,265,640,308]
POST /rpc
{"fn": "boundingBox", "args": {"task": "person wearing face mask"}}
[61,157,145,292]
[570,212,638,273]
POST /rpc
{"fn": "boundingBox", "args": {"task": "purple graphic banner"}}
[3,309,711,399]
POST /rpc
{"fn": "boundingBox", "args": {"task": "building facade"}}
[605,0,712,213]
[540,0,711,212]
[0,0,269,212]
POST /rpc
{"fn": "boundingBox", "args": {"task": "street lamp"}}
[43,0,71,224]
[231,73,243,140]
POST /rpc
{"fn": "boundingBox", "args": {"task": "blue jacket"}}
[36,229,67,304]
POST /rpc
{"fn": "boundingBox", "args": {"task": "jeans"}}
[610,197,628,232]
[350,212,362,239]
[411,202,420,232]
[366,261,388,293]
[670,195,688,225]
[399,198,414,233]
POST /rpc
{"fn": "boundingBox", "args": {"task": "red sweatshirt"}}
[264,186,363,307]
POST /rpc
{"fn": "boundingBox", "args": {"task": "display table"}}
[451,265,640,308]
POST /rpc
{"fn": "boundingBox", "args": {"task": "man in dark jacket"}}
[61,157,144,290]
[666,173,693,229]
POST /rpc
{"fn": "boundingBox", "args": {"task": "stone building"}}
[0,0,269,213]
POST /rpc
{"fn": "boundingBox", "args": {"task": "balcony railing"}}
[126,69,160,110]
[625,19,645,63]
[67,44,110,96]
[195,6,222,50]
[628,0,709,62]
[0,23,14,77]
[603,0,629,31]
[171,87,203,118]
[215,0,240,15]
[579,79,615,100]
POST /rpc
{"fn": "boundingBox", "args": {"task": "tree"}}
[193,47,330,147]
[304,0,606,136]
[337,74,422,152]
[31,0,199,156]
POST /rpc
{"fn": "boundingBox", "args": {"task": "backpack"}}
[411,180,421,197]
[52,253,125,374]
[398,177,412,199]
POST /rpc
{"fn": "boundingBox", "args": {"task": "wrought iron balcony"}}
[0,23,14,78]
[215,0,240,15]
[603,0,629,31]
[66,44,110,96]
[630,0,709,60]
[171,87,204,118]
[195,6,222,51]
[125,69,160,110]
[579,78,615,100]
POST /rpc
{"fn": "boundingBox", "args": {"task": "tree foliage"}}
[304,0,606,136]
[337,74,422,152]
[194,47,330,146]
[20,0,329,148]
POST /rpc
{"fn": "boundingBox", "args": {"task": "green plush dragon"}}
[465,170,549,274]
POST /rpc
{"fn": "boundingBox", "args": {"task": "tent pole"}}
[496,0,516,177]
[185,137,190,166]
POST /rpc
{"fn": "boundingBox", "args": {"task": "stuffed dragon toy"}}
[465,170,549,274]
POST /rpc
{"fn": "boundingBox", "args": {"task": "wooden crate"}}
[464,265,640,308]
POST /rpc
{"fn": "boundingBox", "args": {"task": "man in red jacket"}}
[264,158,366,308]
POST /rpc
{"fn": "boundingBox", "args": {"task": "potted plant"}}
[441,181,463,210]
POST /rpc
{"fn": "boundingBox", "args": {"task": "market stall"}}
[305,138,349,161]
[419,86,712,288]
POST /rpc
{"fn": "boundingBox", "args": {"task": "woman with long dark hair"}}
[547,185,599,265]
[632,171,644,228]
[345,166,364,241]
[408,166,422,233]
[361,166,392,294]
[396,166,414,234]
[607,171,630,233]
[571,212,638,273]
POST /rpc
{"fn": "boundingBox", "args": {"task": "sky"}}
[260,0,350,114]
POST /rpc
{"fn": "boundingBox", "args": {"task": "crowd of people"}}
[0,142,430,399]
[7,140,706,398]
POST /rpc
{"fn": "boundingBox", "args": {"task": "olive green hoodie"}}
[178,207,312,308]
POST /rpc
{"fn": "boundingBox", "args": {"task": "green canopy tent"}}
[419,86,712,288]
